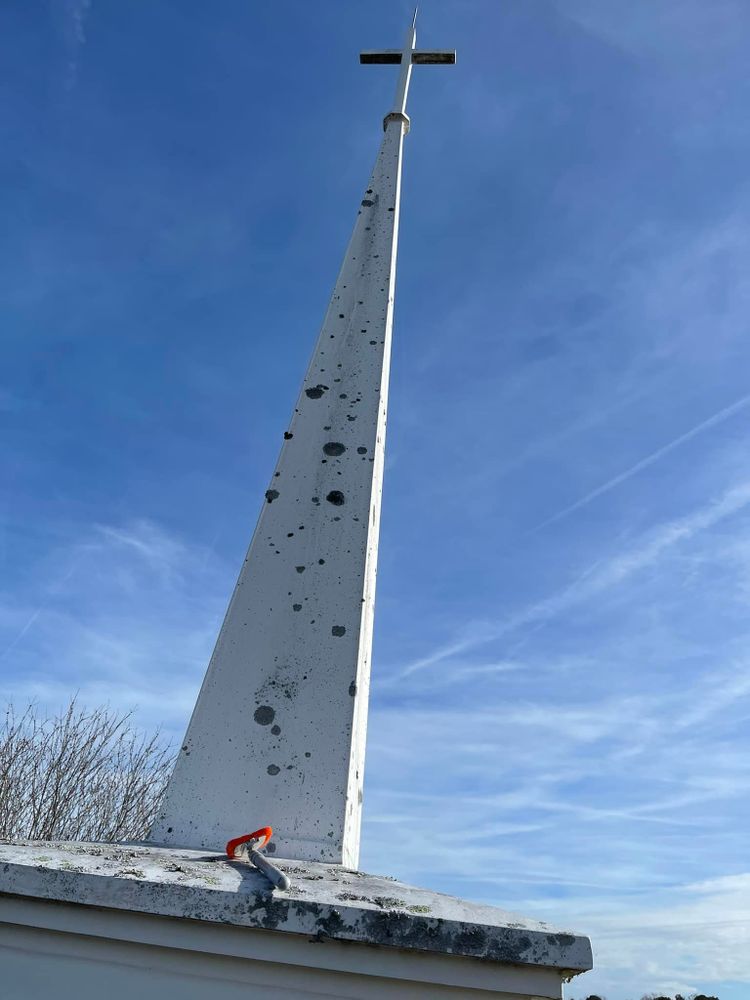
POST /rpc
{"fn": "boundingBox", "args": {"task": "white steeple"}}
[151,12,455,866]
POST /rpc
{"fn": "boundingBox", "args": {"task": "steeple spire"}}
[151,15,455,866]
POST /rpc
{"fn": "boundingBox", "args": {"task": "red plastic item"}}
[226,827,273,859]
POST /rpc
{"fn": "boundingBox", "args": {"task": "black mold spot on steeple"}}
[254,706,275,726]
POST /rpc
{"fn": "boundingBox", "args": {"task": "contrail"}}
[533,392,750,533]
[0,607,42,663]
[397,477,750,679]
[64,0,92,93]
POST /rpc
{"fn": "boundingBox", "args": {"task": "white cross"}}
[360,8,455,128]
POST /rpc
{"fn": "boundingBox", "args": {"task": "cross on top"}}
[360,8,455,129]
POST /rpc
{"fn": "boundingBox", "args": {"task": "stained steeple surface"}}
[151,13,455,865]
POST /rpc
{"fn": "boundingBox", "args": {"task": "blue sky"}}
[3,1,750,997]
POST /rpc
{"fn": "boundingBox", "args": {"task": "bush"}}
[0,699,174,842]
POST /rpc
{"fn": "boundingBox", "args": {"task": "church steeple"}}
[151,13,455,866]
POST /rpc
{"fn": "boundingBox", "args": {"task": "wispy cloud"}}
[543,871,750,997]
[365,652,750,994]
[61,0,92,92]
[0,519,228,736]
[532,392,750,533]
[397,478,750,679]
[0,607,43,664]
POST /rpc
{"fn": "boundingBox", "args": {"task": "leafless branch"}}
[0,698,175,842]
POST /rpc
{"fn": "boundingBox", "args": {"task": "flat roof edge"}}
[0,841,592,973]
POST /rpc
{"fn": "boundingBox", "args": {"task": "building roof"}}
[0,839,592,974]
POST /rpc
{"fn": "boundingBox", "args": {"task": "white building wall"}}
[0,896,567,1000]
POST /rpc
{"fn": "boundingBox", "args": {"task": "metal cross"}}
[360,8,455,128]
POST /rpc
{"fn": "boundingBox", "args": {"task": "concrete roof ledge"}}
[0,839,592,975]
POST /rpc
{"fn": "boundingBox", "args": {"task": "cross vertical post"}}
[392,8,417,120]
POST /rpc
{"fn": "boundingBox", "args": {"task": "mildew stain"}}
[253,706,275,726]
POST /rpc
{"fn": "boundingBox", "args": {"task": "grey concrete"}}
[0,840,592,975]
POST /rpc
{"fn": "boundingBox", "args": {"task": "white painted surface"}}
[151,114,406,865]
[0,897,567,999]
[151,12,456,867]
[391,11,417,121]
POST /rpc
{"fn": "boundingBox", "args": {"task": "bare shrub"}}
[0,699,175,842]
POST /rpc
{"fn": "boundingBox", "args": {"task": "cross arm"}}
[360,50,456,65]
[411,50,456,64]
[360,50,402,64]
